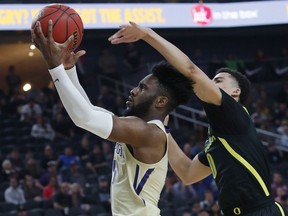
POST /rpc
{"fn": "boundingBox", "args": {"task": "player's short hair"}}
[215,67,251,105]
[152,61,194,113]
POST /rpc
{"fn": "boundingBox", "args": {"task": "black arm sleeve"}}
[197,150,209,166]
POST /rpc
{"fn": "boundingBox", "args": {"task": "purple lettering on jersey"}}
[115,143,124,158]
[133,164,155,195]
[111,159,116,184]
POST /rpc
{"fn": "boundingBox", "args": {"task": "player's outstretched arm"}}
[62,50,93,109]
[65,66,114,115]
[109,22,221,105]
[47,64,157,147]
[168,134,211,184]
[31,19,162,148]
[63,52,113,115]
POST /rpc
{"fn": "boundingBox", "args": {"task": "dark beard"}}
[123,96,156,118]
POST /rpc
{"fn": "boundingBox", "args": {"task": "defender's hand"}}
[108,21,150,44]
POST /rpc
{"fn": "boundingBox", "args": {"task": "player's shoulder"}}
[148,119,166,130]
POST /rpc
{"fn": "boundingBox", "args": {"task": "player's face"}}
[124,74,158,118]
[213,72,240,98]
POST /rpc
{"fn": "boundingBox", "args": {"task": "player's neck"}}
[142,113,165,123]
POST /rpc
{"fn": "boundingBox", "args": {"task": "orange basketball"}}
[31,4,84,51]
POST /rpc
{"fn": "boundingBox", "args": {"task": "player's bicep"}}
[108,116,153,146]
[190,67,222,105]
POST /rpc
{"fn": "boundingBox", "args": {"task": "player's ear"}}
[155,96,168,108]
[231,87,241,98]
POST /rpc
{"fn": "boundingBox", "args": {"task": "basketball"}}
[31,4,84,51]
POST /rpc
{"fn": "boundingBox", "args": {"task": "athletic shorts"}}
[223,202,288,216]
[245,202,288,216]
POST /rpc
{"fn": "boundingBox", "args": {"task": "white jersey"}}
[111,120,168,216]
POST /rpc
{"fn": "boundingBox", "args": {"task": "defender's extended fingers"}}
[109,37,129,44]
[122,35,138,42]
[129,21,137,27]
[109,37,123,44]
[108,28,126,41]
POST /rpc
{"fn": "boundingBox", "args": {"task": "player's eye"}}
[139,84,145,90]
[214,79,221,83]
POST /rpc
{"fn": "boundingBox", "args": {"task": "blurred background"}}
[0,1,287,216]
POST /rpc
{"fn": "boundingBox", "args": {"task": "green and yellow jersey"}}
[198,90,272,214]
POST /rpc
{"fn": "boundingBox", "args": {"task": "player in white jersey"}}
[31,20,193,216]
[111,120,168,215]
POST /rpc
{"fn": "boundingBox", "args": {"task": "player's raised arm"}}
[31,20,162,148]
[62,51,113,115]
[109,22,222,105]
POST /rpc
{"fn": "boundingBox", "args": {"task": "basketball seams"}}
[36,5,70,28]
[52,6,70,28]
[68,14,83,42]
[36,8,62,24]
[32,4,83,50]
[32,9,61,29]
[45,5,70,13]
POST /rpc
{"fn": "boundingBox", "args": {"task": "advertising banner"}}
[0,1,287,30]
